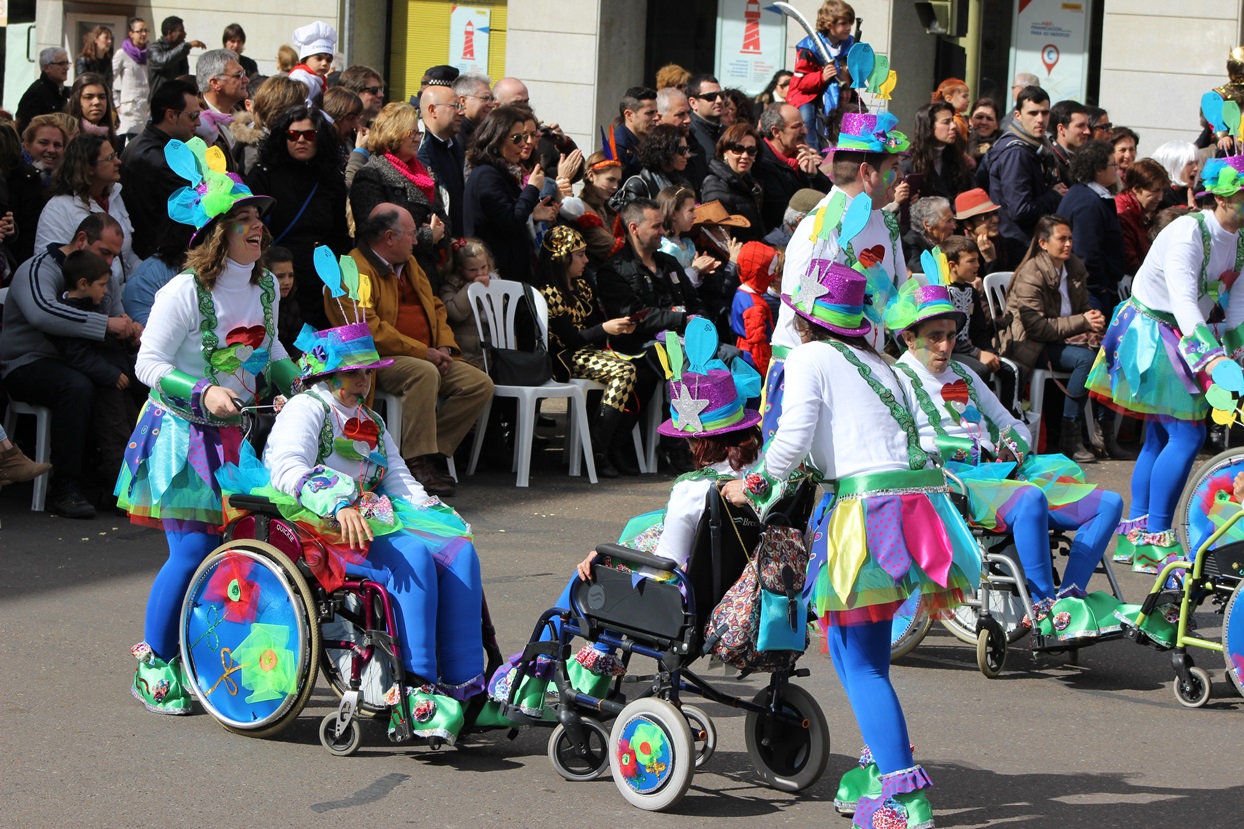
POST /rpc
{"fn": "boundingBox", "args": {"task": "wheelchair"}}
[1122,448,1244,707]
[497,480,829,811]
[890,468,1127,677]
[178,492,504,755]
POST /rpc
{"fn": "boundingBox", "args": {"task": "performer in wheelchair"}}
[889,251,1124,642]
[217,253,499,743]
[1087,98,1244,576]
[725,261,979,829]
[489,318,767,710]
[119,138,301,715]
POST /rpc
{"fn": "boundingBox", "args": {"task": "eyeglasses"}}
[776,80,791,88]
[94,152,120,163]
[405,129,423,142]
[50,60,71,67]
[1094,122,1113,131]
[217,71,247,81]
[436,100,466,111]
[725,143,758,156]
[676,146,692,156]
[508,132,539,145]
[359,85,385,96]
[175,109,201,122]
[467,93,495,103]
[694,90,722,102]
[286,128,317,142]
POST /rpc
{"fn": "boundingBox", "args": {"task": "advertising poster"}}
[449,6,490,76]
[1009,0,1091,103]
[715,0,787,96]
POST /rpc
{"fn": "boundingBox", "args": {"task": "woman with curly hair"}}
[611,123,691,209]
[36,133,139,279]
[231,75,307,176]
[902,100,974,204]
[66,72,118,148]
[246,104,351,327]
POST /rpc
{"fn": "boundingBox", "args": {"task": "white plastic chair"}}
[1117,274,1133,301]
[0,287,52,511]
[565,378,649,473]
[466,279,596,487]
[372,390,457,481]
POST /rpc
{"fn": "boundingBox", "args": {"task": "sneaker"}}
[50,487,96,519]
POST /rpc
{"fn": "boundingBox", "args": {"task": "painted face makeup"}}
[880,167,898,189]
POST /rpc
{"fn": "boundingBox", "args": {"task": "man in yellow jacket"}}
[329,203,493,496]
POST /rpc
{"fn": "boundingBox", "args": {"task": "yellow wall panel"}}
[389,0,508,103]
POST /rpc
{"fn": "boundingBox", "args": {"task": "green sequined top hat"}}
[655,318,762,438]
[164,137,274,247]
[1200,90,1244,197]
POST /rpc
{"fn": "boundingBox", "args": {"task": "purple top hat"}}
[657,368,763,438]
[294,322,395,381]
[782,260,872,337]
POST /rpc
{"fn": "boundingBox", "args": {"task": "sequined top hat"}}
[655,318,762,438]
[782,260,873,337]
[882,247,966,333]
[836,111,910,154]
[294,322,394,382]
[164,137,274,247]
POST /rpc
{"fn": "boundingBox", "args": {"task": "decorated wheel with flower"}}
[1222,579,1244,699]
[180,539,320,737]
[608,698,696,811]
[1175,448,1244,560]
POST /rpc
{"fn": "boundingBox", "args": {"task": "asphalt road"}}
[2,446,1241,828]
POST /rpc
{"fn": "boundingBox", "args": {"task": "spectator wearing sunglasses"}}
[685,73,725,191]
[340,64,387,127]
[462,105,560,283]
[246,105,350,328]
[700,123,765,242]
[611,124,692,211]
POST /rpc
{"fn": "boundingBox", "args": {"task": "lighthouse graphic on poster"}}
[449,7,490,74]
[741,0,762,54]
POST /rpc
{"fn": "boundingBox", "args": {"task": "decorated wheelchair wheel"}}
[744,683,829,792]
[608,698,696,811]
[180,539,320,737]
[890,590,932,660]
[1175,448,1244,558]
[1222,579,1244,699]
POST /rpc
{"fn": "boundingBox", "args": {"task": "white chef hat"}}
[294,21,338,60]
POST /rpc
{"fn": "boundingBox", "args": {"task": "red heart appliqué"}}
[343,417,380,449]
[857,245,886,269]
[226,325,267,348]
[1220,270,1240,292]
[940,379,970,405]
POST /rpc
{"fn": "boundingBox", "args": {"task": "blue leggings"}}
[826,621,914,775]
[348,533,484,688]
[999,486,1124,601]
[1129,420,1205,531]
[145,530,220,660]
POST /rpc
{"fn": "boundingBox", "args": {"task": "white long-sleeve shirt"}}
[264,384,429,507]
[773,186,905,352]
[35,185,143,281]
[895,352,1030,456]
[764,340,914,481]
[136,258,289,399]
[1131,210,1244,343]
[654,460,738,569]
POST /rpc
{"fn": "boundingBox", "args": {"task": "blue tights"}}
[145,530,221,660]
[1129,420,1205,531]
[347,533,484,687]
[826,620,914,775]
[1000,486,1125,601]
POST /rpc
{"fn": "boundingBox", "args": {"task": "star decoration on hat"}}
[795,264,830,312]
[671,381,710,432]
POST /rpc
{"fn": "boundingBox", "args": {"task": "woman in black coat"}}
[699,123,765,242]
[1055,139,1128,311]
[462,105,558,283]
[348,101,450,283]
[610,124,690,211]
[245,105,351,328]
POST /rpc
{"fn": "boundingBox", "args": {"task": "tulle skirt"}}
[948,453,1098,532]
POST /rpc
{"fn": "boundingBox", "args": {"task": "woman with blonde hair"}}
[655,63,690,91]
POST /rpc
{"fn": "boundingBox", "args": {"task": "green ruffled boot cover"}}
[1132,529,1181,575]
[385,685,465,745]
[567,646,625,698]
[853,765,934,829]
[487,659,556,722]
[836,745,919,816]
[130,643,193,715]
[1083,591,1123,635]
[1047,593,1101,642]
[1112,515,1146,564]
[1114,603,1179,649]
[470,699,520,729]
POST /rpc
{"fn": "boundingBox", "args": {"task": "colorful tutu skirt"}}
[948,453,1100,533]
[806,468,979,627]
[213,443,474,593]
[1086,298,1207,422]
[115,399,243,533]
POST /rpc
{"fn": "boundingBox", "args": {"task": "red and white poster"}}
[449,6,490,76]
[715,0,787,96]
[1009,0,1091,103]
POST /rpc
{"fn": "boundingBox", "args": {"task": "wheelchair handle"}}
[942,467,968,497]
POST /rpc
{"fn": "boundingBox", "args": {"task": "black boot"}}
[607,408,642,475]
[1103,426,1137,461]
[1060,417,1097,464]
[590,406,624,479]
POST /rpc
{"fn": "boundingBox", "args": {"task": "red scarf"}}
[384,152,437,205]
[765,138,800,171]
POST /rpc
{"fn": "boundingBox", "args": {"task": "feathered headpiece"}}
[882,246,965,334]
[592,126,623,171]
[164,137,273,247]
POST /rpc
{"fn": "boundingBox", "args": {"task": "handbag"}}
[483,283,553,386]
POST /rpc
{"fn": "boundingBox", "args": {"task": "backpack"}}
[704,513,811,671]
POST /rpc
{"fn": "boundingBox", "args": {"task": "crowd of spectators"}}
[0,8,1234,517]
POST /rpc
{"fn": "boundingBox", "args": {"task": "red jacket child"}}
[730,242,783,375]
